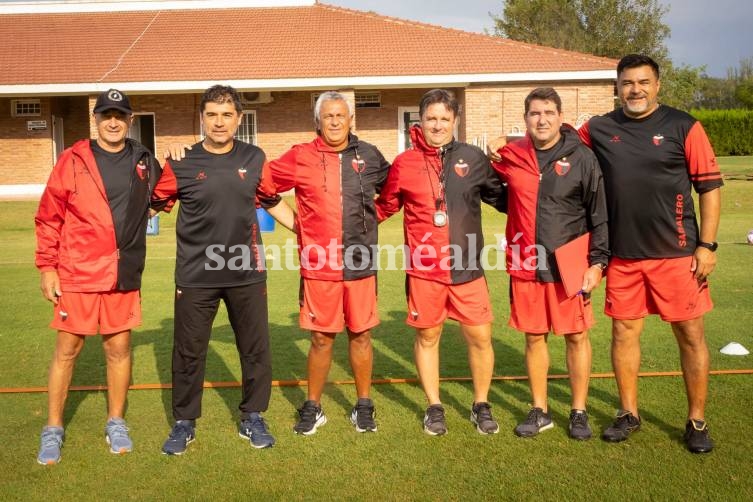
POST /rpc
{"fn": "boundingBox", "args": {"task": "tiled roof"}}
[0,3,616,87]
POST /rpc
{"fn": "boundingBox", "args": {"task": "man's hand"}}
[486,136,507,162]
[40,270,61,305]
[580,265,604,294]
[691,246,717,281]
[163,143,192,161]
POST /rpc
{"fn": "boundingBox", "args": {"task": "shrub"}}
[691,109,753,156]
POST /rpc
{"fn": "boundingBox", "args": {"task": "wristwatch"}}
[697,241,718,252]
[592,262,607,271]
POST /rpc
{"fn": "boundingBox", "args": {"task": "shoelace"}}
[41,431,63,449]
[355,403,375,426]
[107,422,129,440]
[298,403,320,422]
[169,422,192,440]
[475,404,494,423]
[526,409,540,425]
[571,412,588,428]
[614,412,635,428]
[425,406,444,424]
[246,416,270,436]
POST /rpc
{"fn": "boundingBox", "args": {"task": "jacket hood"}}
[313,133,360,153]
[409,124,456,155]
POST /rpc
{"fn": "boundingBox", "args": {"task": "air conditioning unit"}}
[240,91,274,105]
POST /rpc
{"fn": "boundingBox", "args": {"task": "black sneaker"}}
[161,420,195,455]
[568,409,592,440]
[293,400,327,436]
[423,404,447,436]
[470,402,499,435]
[683,419,714,453]
[350,398,377,433]
[601,410,641,442]
[514,407,553,437]
[239,412,276,449]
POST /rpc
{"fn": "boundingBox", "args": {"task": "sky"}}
[325,0,753,77]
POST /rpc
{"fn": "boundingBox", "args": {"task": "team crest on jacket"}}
[238,167,247,180]
[351,156,366,174]
[196,170,207,181]
[652,134,664,146]
[555,158,571,176]
[454,159,469,177]
[136,160,147,180]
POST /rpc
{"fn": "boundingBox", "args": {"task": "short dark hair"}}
[200,85,243,113]
[419,89,459,118]
[524,87,562,114]
[617,54,660,79]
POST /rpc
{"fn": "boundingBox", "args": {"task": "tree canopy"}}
[490,0,704,109]
[492,0,670,63]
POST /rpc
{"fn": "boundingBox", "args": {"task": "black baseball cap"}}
[93,88,132,114]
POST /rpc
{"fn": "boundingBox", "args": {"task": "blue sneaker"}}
[161,420,195,455]
[105,417,133,454]
[37,426,64,465]
[239,413,276,449]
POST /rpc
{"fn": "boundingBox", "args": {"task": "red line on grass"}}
[1,369,751,394]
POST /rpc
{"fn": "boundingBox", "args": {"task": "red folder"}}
[554,233,591,298]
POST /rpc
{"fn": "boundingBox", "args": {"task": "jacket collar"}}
[409,125,456,156]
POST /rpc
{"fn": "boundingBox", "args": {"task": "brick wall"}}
[465,82,615,147]
[0,97,54,184]
[1,82,614,187]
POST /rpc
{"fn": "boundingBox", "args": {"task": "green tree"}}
[491,0,702,110]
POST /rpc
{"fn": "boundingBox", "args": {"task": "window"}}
[235,111,257,145]
[11,99,41,117]
[355,92,381,108]
[199,111,256,145]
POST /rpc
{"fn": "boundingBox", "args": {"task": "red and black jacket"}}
[376,125,506,285]
[269,134,390,281]
[493,126,609,282]
[35,139,161,291]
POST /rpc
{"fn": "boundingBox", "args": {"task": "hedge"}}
[690,109,753,156]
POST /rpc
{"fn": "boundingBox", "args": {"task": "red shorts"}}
[299,276,379,333]
[50,290,141,335]
[509,277,594,335]
[406,275,493,328]
[605,256,713,322]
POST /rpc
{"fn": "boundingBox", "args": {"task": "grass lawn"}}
[1,157,752,500]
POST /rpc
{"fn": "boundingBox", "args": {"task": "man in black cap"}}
[35,88,162,465]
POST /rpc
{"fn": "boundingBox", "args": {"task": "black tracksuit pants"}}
[171,281,272,421]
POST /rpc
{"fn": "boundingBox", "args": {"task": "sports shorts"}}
[605,256,713,322]
[50,290,141,335]
[299,275,379,333]
[509,277,594,335]
[406,275,493,328]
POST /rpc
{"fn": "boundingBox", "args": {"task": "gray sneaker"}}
[105,417,133,454]
[423,404,448,436]
[239,413,276,449]
[161,420,195,455]
[568,409,592,440]
[350,398,377,433]
[293,400,327,436]
[514,407,553,437]
[37,426,64,465]
[601,410,641,442]
[471,402,500,435]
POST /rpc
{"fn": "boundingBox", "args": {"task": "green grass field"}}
[1,157,752,501]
